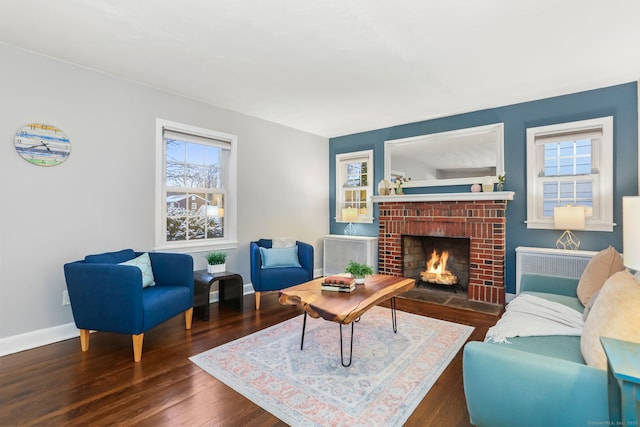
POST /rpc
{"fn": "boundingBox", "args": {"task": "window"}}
[336,150,374,223]
[155,119,238,251]
[526,116,613,231]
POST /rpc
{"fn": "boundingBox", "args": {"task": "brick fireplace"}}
[375,194,510,305]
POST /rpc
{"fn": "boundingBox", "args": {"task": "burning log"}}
[420,271,459,285]
[420,249,459,286]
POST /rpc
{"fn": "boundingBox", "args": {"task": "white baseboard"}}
[0,283,257,357]
[0,322,80,357]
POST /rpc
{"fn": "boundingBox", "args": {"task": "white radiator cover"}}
[515,246,598,294]
[323,235,378,276]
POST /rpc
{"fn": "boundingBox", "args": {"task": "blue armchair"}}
[250,239,314,309]
[63,249,194,362]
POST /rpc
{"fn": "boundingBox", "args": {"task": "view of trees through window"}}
[165,138,226,242]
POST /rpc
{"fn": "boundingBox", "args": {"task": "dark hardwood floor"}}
[0,293,499,426]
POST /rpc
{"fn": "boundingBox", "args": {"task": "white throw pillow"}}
[272,237,296,248]
[580,270,640,369]
[119,252,156,288]
[576,246,624,306]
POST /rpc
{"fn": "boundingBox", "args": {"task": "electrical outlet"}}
[62,290,70,306]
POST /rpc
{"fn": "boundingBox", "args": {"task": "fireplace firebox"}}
[402,235,470,292]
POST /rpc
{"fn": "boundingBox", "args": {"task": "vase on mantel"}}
[496,183,504,192]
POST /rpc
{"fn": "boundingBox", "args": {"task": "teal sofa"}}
[462,273,609,427]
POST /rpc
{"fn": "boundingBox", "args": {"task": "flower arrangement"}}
[393,176,411,188]
[392,176,411,194]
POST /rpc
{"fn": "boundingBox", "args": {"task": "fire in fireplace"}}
[402,235,470,291]
[422,249,459,286]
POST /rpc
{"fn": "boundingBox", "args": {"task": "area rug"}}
[190,306,473,426]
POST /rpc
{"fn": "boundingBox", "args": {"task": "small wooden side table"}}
[600,336,640,425]
[193,270,244,320]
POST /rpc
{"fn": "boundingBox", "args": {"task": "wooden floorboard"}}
[0,293,499,426]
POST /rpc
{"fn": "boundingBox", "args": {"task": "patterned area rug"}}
[190,306,473,426]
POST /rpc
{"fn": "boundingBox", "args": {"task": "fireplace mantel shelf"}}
[371,191,515,203]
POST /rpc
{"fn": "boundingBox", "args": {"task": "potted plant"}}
[345,260,374,284]
[205,251,227,274]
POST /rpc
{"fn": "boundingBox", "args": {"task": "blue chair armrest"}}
[143,252,193,295]
[296,240,314,279]
[63,261,145,333]
[463,341,608,427]
[250,241,263,290]
[519,273,579,297]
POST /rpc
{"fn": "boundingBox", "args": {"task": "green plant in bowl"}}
[345,260,374,284]
[205,251,227,274]
[206,251,227,265]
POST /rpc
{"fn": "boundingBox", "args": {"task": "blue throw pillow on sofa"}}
[259,246,302,269]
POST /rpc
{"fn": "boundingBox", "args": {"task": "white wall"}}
[0,44,329,347]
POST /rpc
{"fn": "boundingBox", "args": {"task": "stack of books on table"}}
[321,275,356,292]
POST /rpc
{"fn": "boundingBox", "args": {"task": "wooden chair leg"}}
[255,292,261,310]
[132,333,144,362]
[185,307,193,330]
[79,329,90,352]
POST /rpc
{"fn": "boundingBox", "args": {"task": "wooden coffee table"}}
[279,274,415,366]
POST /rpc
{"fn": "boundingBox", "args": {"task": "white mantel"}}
[371,191,515,203]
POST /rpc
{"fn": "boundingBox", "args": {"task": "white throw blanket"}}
[485,294,584,344]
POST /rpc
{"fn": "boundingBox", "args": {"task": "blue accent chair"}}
[63,249,194,362]
[250,239,314,309]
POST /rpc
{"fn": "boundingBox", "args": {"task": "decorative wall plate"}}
[14,123,71,166]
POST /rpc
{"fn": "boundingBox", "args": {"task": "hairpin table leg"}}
[391,297,398,333]
[300,311,307,350]
[340,322,355,367]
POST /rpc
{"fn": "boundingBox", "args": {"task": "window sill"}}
[526,220,615,232]
[154,240,239,253]
[336,217,374,224]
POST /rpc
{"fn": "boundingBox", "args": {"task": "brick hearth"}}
[377,199,507,305]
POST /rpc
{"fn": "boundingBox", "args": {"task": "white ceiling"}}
[2,0,640,138]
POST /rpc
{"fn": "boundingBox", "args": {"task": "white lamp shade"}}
[553,206,585,230]
[623,196,640,270]
[342,207,358,222]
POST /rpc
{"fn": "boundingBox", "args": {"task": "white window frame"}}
[526,116,614,232]
[335,150,374,223]
[155,118,238,252]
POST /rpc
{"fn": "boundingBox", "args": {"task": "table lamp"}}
[622,196,640,275]
[342,207,358,236]
[554,205,585,250]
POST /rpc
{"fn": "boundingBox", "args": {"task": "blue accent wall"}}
[329,82,638,294]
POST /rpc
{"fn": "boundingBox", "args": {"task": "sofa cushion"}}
[85,249,136,264]
[580,270,640,369]
[576,246,624,306]
[490,335,585,364]
[521,291,584,313]
[119,252,156,288]
[259,246,302,269]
